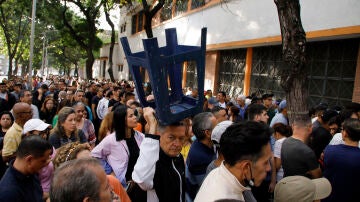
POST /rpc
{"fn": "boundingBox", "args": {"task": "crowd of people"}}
[0,75,359,202]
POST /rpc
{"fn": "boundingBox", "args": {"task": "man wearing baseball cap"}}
[22,119,51,139]
[270,100,288,127]
[274,176,331,202]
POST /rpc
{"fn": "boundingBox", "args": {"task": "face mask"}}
[244,163,255,188]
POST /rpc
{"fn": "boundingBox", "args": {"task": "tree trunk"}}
[85,50,95,79]
[13,60,18,76]
[142,0,165,38]
[104,5,115,82]
[74,63,78,77]
[274,0,308,123]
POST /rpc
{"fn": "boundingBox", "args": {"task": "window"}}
[218,49,247,98]
[131,11,145,34]
[120,23,126,33]
[118,64,124,72]
[131,0,213,34]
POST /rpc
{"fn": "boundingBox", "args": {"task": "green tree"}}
[0,0,31,78]
[60,0,103,79]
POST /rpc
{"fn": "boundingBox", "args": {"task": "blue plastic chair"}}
[120,28,207,125]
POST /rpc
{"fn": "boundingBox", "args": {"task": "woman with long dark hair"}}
[91,105,144,186]
[40,97,57,124]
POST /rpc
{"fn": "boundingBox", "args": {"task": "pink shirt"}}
[38,147,56,193]
[91,131,144,185]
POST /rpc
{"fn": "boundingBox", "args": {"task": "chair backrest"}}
[120,28,207,125]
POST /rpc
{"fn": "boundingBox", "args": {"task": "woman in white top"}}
[273,123,293,182]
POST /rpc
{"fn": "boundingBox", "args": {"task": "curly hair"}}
[52,142,90,169]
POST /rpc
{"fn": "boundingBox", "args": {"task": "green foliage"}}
[0,0,124,78]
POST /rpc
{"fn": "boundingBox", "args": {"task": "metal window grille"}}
[218,49,247,98]
[191,0,205,9]
[186,61,198,89]
[175,0,189,17]
[250,46,285,100]
[306,38,358,107]
[160,0,173,22]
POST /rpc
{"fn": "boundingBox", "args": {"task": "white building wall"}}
[116,0,360,81]
[120,0,360,52]
[99,43,130,80]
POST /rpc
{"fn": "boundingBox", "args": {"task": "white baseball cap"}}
[274,176,332,202]
[23,119,50,134]
[211,120,233,144]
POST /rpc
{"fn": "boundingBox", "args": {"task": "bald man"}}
[2,102,33,163]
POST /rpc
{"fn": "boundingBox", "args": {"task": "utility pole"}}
[41,32,46,77]
[28,0,37,90]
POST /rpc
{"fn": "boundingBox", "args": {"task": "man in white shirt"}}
[195,121,272,202]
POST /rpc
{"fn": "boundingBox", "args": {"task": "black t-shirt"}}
[281,137,319,178]
[85,91,96,105]
[108,98,118,108]
[309,126,332,160]
[91,96,101,118]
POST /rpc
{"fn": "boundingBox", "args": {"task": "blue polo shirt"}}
[0,161,43,202]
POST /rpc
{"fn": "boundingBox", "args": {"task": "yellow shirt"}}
[181,142,191,161]
[2,122,23,157]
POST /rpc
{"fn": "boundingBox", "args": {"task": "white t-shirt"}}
[329,133,360,148]
[96,97,109,120]
[274,137,286,182]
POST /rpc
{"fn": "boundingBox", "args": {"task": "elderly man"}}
[0,136,52,201]
[2,102,33,163]
[186,112,217,200]
[236,94,247,119]
[50,158,112,202]
[19,90,40,119]
[132,107,186,202]
[195,121,272,201]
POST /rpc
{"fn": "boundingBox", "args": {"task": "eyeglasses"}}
[30,128,50,136]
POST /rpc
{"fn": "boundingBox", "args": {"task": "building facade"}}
[100,0,360,106]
